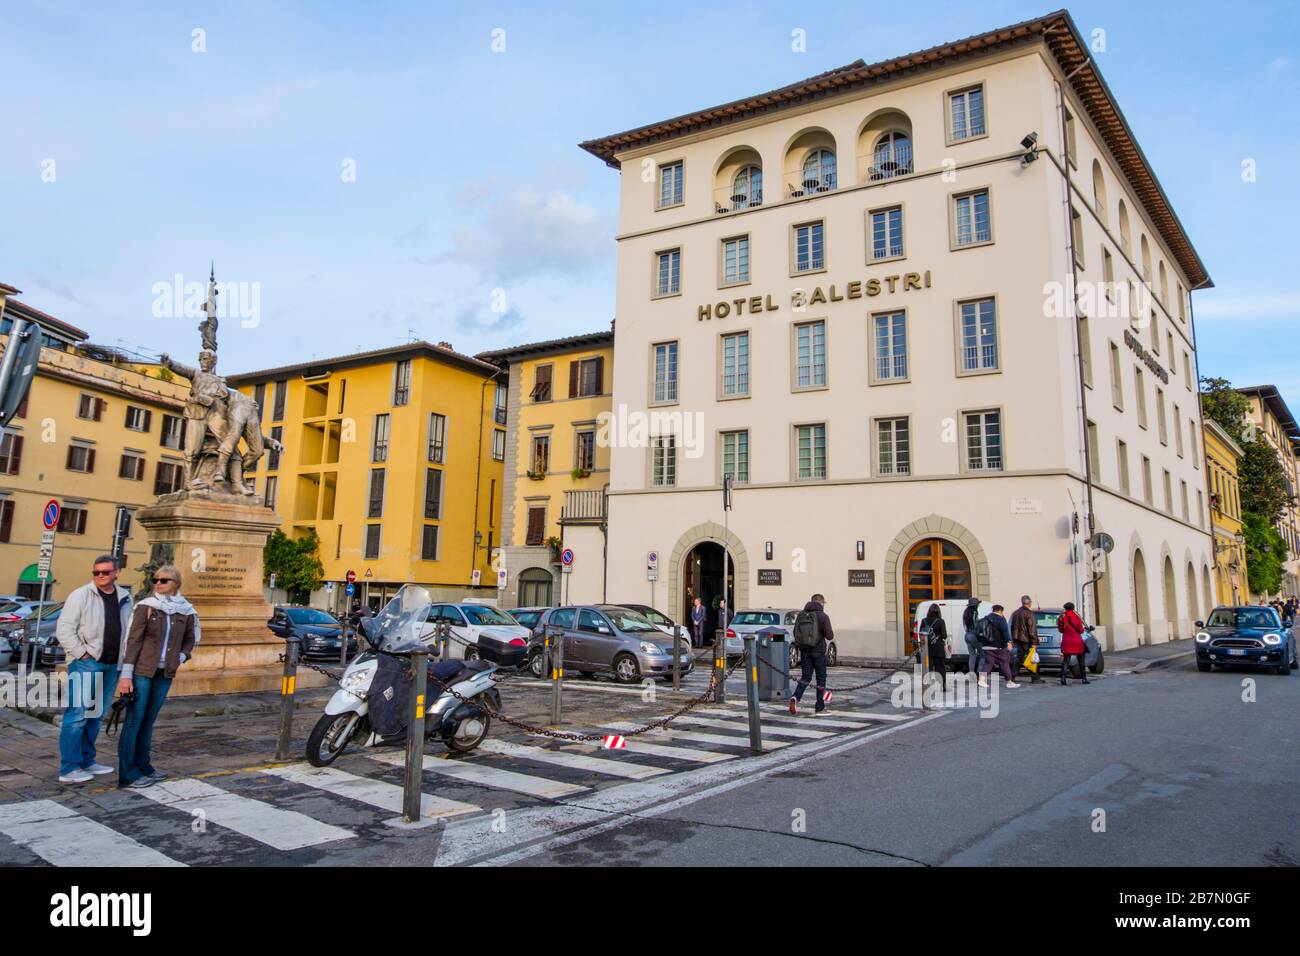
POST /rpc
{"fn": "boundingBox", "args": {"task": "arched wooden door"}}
[903,538,972,648]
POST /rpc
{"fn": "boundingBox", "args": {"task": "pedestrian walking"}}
[690,597,706,648]
[53,555,133,784]
[1057,601,1089,685]
[789,593,834,716]
[962,597,983,674]
[116,565,199,789]
[1009,595,1043,684]
[921,603,949,689]
[978,604,1020,688]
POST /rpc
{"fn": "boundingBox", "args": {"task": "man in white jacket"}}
[54,555,132,784]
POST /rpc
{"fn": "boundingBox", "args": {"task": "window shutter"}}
[526,507,545,547]
[66,446,75,469]
[568,361,578,398]
[7,435,21,474]
[0,500,12,542]
[154,464,166,495]
[594,356,604,395]
[124,406,132,427]
[95,398,106,421]
[87,448,96,473]
[119,455,130,479]
[144,409,152,432]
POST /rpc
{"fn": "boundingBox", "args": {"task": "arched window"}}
[871,131,912,180]
[1092,160,1108,223]
[517,567,553,608]
[1118,201,1131,254]
[732,164,762,208]
[800,149,836,192]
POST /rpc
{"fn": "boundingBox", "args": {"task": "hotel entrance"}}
[681,541,734,645]
[903,538,972,651]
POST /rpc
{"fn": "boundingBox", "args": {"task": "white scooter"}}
[306,587,516,767]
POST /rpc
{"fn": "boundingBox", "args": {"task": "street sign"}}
[497,567,507,589]
[562,564,573,575]
[647,550,659,571]
[345,569,356,584]
[268,572,277,589]
[364,568,373,578]
[647,569,658,582]
[560,548,575,567]
[42,499,60,531]
[471,569,482,586]
[325,581,335,592]
[345,582,355,597]
[38,533,55,581]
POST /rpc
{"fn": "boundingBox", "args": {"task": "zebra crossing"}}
[0,701,924,867]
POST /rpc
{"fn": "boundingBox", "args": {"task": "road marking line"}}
[667,715,834,739]
[0,799,186,867]
[694,707,870,730]
[721,700,916,721]
[367,751,588,799]
[136,777,355,850]
[477,739,670,780]
[602,721,789,750]
[262,763,480,821]
[537,733,735,764]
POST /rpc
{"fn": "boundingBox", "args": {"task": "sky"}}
[1,0,1297,407]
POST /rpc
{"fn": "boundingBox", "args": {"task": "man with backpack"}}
[977,604,1020,689]
[789,594,834,716]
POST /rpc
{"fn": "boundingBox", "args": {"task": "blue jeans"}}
[58,658,119,775]
[793,651,828,710]
[118,668,173,786]
[965,636,984,674]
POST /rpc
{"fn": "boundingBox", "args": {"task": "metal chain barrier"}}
[757,652,902,692]
[278,653,345,685]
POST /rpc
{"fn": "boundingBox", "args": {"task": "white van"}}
[911,600,994,671]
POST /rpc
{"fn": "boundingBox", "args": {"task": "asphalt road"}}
[489,658,1300,867]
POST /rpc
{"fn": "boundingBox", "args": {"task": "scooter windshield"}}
[369,584,437,652]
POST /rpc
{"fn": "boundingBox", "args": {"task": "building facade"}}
[0,284,190,599]
[228,342,506,613]
[478,330,614,610]
[1202,418,1247,606]
[1237,384,1300,596]
[574,11,1214,657]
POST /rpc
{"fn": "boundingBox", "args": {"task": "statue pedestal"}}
[136,491,326,697]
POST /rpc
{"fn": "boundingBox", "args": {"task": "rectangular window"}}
[0,499,12,543]
[272,380,287,421]
[964,410,1003,472]
[267,425,283,470]
[492,429,505,461]
[655,249,681,296]
[154,461,183,496]
[337,379,347,415]
[119,453,145,481]
[1063,106,1077,164]
[1166,332,1175,365]
[57,503,88,535]
[428,413,447,463]
[0,433,23,475]
[1071,207,1084,268]
[721,430,749,484]
[869,206,904,261]
[793,221,825,273]
[721,236,750,285]
[958,298,999,373]
[160,414,185,450]
[77,394,104,421]
[952,189,991,246]
[653,341,679,403]
[1078,313,1092,386]
[1087,421,1100,477]
[651,435,677,487]
[1156,387,1168,444]
[424,468,443,519]
[372,413,390,462]
[720,332,750,397]
[530,434,550,475]
[1135,368,1148,428]
[393,360,412,406]
[1183,351,1192,390]
[364,525,382,560]
[525,506,546,547]
[876,417,910,476]
[1110,343,1124,408]
[1197,490,1204,527]
[1150,312,1160,354]
[1174,405,1184,457]
[66,443,95,474]
[1117,439,1130,494]
[124,406,151,432]
[575,430,595,471]
[872,311,908,383]
[1102,248,1115,300]
[1141,456,1153,505]
[796,424,827,481]
[570,357,603,397]
[367,468,386,518]
[494,383,507,425]
[263,475,278,510]
[253,383,267,419]
[1163,469,1173,514]
[421,525,439,561]
[1181,480,1189,522]
[794,321,826,389]
[949,85,986,141]
[658,161,683,208]
[531,364,553,402]
[1190,420,1199,468]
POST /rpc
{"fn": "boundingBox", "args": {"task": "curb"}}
[0,706,59,739]
[1131,651,1190,672]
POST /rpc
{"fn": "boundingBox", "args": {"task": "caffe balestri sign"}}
[696,270,934,321]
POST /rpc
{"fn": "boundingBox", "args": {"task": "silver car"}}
[528,605,694,683]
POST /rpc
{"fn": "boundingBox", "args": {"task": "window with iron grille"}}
[421,525,439,561]
[653,342,678,403]
[67,443,96,474]
[372,413,390,462]
[58,503,88,535]
[531,365,553,402]
[268,425,283,469]
[367,468,386,518]
[424,468,443,519]
[796,424,827,480]
[953,189,991,246]
[119,453,145,481]
[428,413,447,463]
[949,85,985,140]
[876,417,910,476]
[869,207,904,260]
[721,332,749,397]
[364,524,382,559]
[651,435,676,487]
[964,410,1003,472]
[393,360,412,406]
[873,311,908,382]
[958,298,998,373]
[721,430,749,484]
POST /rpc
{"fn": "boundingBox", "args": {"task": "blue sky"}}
[2,0,1296,407]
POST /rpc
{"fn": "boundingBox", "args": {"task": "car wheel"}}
[528,648,546,679]
[827,642,838,667]
[463,645,479,662]
[1196,659,1212,672]
[612,654,640,684]
[1089,650,1105,674]
[1276,653,1293,676]
[789,646,801,670]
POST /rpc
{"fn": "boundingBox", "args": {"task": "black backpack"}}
[975,614,1000,648]
[792,610,821,648]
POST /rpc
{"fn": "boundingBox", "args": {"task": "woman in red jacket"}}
[1057,601,1089,685]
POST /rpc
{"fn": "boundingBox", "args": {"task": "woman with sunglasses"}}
[116,565,200,789]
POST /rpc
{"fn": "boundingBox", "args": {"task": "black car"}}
[268,606,357,660]
[1195,606,1297,675]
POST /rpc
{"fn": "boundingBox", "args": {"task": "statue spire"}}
[199,264,219,353]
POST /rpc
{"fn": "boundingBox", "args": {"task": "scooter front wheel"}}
[443,712,491,754]
[306,712,361,766]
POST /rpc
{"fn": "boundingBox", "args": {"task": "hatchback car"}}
[727,608,838,667]
[619,604,693,649]
[1195,606,1297,674]
[432,602,532,661]
[506,606,549,634]
[267,606,358,661]
[526,605,694,683]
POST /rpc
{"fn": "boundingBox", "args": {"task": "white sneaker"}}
[978,676,989,688]
[84,763,115,776]
[1006,682,1022,689]
[58,769,94,784]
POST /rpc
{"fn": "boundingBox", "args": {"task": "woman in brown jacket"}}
[115,565,199,789]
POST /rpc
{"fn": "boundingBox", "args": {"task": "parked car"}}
[267,606,358,661]
[725,608,811,665]
[1195,606,1297,675]
[0,600,63,648]
[525,605,694,683]
[1030,607,1104,675]
[433,601,532,661]
[619,604,693,649]
[506,606,550,634]
[911,599,996,672]
[16,603,67,668]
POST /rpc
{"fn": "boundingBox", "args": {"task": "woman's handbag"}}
[104,691,136,739]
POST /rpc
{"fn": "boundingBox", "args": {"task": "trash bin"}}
[756,626,790,701]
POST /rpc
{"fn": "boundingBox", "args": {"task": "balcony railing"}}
[713,183,763,215]
[561,488,606,524]
[859,144,914,182]
[784,171,836,199]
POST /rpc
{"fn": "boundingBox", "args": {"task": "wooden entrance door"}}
[903,538,972,649]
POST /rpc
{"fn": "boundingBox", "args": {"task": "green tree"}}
[1199,376,1251,443]
[263,529,324,603]
[1242,511,1287,597]
[1237,439,1290,524]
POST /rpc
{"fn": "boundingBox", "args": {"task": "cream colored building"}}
[1237,385,1300,597]
[573,11,1213,656]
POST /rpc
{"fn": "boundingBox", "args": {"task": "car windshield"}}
[639,608,672,627]
[733,612,779,626]
[460,604,517,626]
[286,608,338,626]
[1207,608,1279,629]
[510,610,541,627]
[602,608,658,633]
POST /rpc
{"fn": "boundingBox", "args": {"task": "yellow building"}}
[478,330,614,608]
[1203,418,1247,606]
[0,284,191,599]
[1238,385,1300,596]
[228,341,506,613]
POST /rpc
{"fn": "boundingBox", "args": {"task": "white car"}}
[911,599,994,670]
[432,602,532,661]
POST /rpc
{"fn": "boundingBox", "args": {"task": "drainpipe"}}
[600,482,609,604]
[471,368,504,586]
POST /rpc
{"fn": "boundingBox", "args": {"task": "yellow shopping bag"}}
[1024,647,1039,673]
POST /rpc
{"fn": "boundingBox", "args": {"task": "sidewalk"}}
[1105,637,1195,670]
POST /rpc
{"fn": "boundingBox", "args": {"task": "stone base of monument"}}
[135,490,328,698]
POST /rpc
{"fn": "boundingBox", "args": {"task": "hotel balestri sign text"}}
[696,270,934,321]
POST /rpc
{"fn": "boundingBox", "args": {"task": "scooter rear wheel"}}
[444,713,491,753]
[307,712,361,766]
